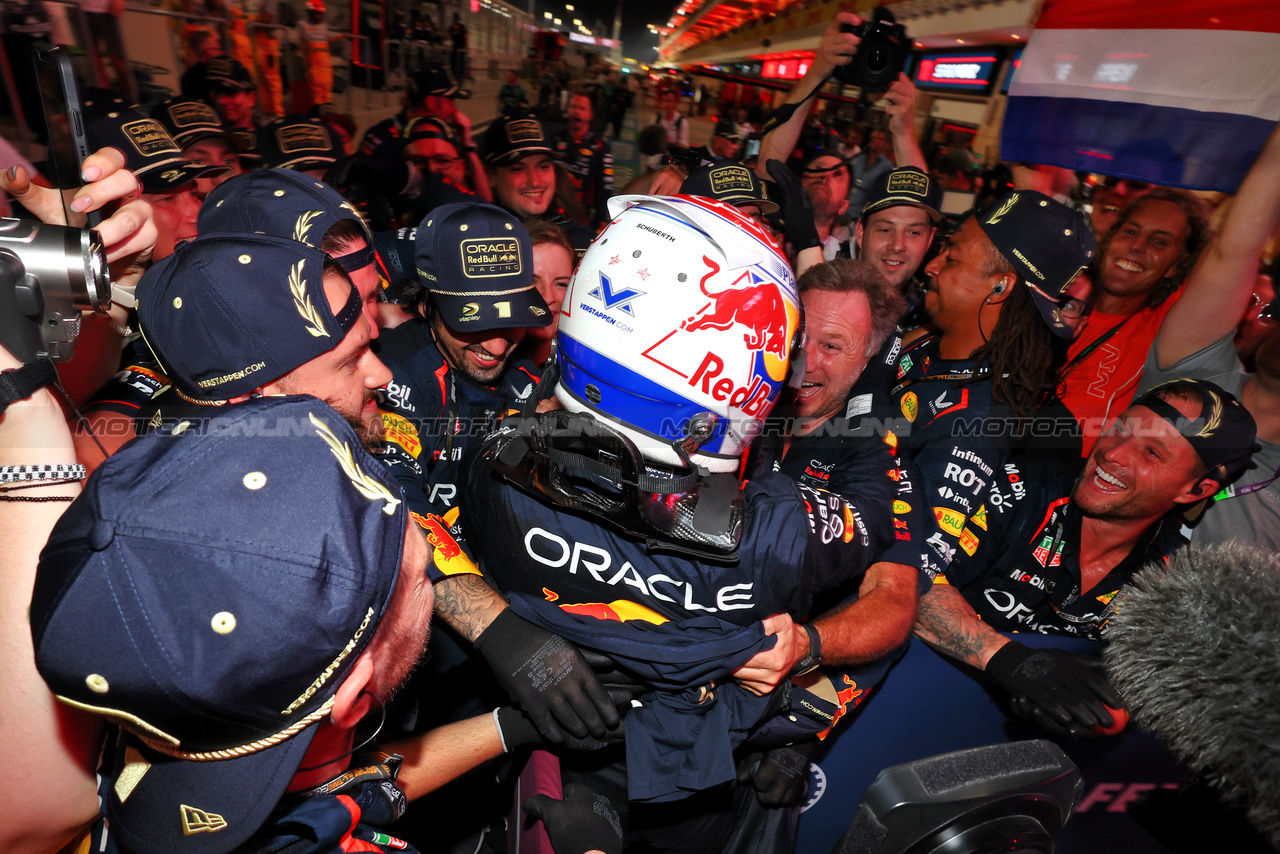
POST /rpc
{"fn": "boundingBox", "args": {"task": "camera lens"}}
[864,44,891,76]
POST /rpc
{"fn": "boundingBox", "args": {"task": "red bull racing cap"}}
[414,203,551,332]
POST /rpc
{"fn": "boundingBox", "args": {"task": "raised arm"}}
[1155,120,1280,366]
[755,14,860,183]
[883,74,927,170]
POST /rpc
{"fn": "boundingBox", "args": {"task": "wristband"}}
[0,463,87,483]
[791,622,823,676]
[0,361,58,416]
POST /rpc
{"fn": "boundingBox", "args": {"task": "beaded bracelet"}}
[0,494,75,502]
[0,464,87,483]
[0,478,81,492]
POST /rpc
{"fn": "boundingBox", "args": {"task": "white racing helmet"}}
[556,195,801,472]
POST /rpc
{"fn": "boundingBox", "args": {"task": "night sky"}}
[525,0,673,64]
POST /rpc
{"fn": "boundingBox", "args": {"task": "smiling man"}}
[1058,188,1212,454]
[483,114,594,253]
[913,378,1257,736]
[375,202,551,518]
[853,166,940,323]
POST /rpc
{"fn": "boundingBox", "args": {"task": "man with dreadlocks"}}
[1058,188,1212,456]
[884,190,1095,581]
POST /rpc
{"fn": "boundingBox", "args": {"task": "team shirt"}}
[555,129,614,228]
[374,319,539,581]
[940,457,1185,639]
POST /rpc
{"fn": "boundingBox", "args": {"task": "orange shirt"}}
[1059,291,1182,457]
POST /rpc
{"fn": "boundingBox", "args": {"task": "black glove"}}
[523,783,623,854]
[735,741,818,807]
[764,158,821,252]
[474,609,618,743]
[986,642,1122,734]
[495,692,630,753]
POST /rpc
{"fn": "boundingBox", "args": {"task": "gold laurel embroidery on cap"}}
[181,805,228,835]
[309,412,401,515]
[289,259,330,338]
[1197,391,1224,438]
[281,608,374,715]
[149,410,163,430]
[114,747,150,803]
[986,192,1019,225]
[293,210,323,246]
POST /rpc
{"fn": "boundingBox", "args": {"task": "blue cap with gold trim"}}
[414,203,549,331]
[30,395,407,854]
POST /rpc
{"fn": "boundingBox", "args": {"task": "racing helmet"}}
[306,0,325,13]
[556,195,800,473]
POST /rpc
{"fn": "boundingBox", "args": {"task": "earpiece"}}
[991,279,1009,295]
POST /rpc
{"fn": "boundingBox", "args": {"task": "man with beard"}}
[913,379,1257,737]
[136,207,618,751]
[555,88,613,228]
[1138,120,1280,549]
[375,203,551,519]
[78,170,386,468]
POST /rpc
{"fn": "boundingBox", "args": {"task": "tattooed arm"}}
[912,582,1010,670]
[433,573,509,641]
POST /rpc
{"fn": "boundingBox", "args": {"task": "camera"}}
[0,218,110,363]
[834,7,909,94]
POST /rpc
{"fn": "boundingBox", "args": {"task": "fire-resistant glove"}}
[986,641,1123,736]
[474,608,618,743]
[523,783,624,854]
[736,740,819,807]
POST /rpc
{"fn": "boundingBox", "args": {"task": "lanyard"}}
[1212,464,1280,503]
[1061,312,1138,377]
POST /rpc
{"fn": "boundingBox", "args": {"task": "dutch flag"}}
[1000,0,1280,192]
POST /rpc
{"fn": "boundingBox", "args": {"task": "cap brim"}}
[487,146,556,167]
[139,161,227,194]
[105,726,317,854]
[433,288,552,331]
[727,196,780,215]
[861,198,942,223]
[1025,282,1073,339]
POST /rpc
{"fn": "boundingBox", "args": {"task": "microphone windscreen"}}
[637,124,669,157]
[1104,543,1280,849]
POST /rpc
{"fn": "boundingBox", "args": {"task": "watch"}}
[0,360,57,416]
[791,622,823,676]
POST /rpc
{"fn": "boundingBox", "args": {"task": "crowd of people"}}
[1,9,1279,854]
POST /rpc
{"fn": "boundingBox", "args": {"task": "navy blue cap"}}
[258,114,344,172]
[205,56,255,91]
[84,93,224,193]
[137,233,363,400]
[198,169,370,247]
[482,114,555,166]
[680,160,779,215]
[150,96,250,153]
[415,203,550,331]
[1132,379,1260,483]
[31,395,407,854]
[860,166,942,222]
[975,190,1096,338]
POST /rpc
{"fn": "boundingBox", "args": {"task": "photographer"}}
[756,15,927,259]
[0,147,156,853]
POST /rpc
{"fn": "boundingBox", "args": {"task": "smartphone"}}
[744,138,762,160]
[33,46,101,228]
